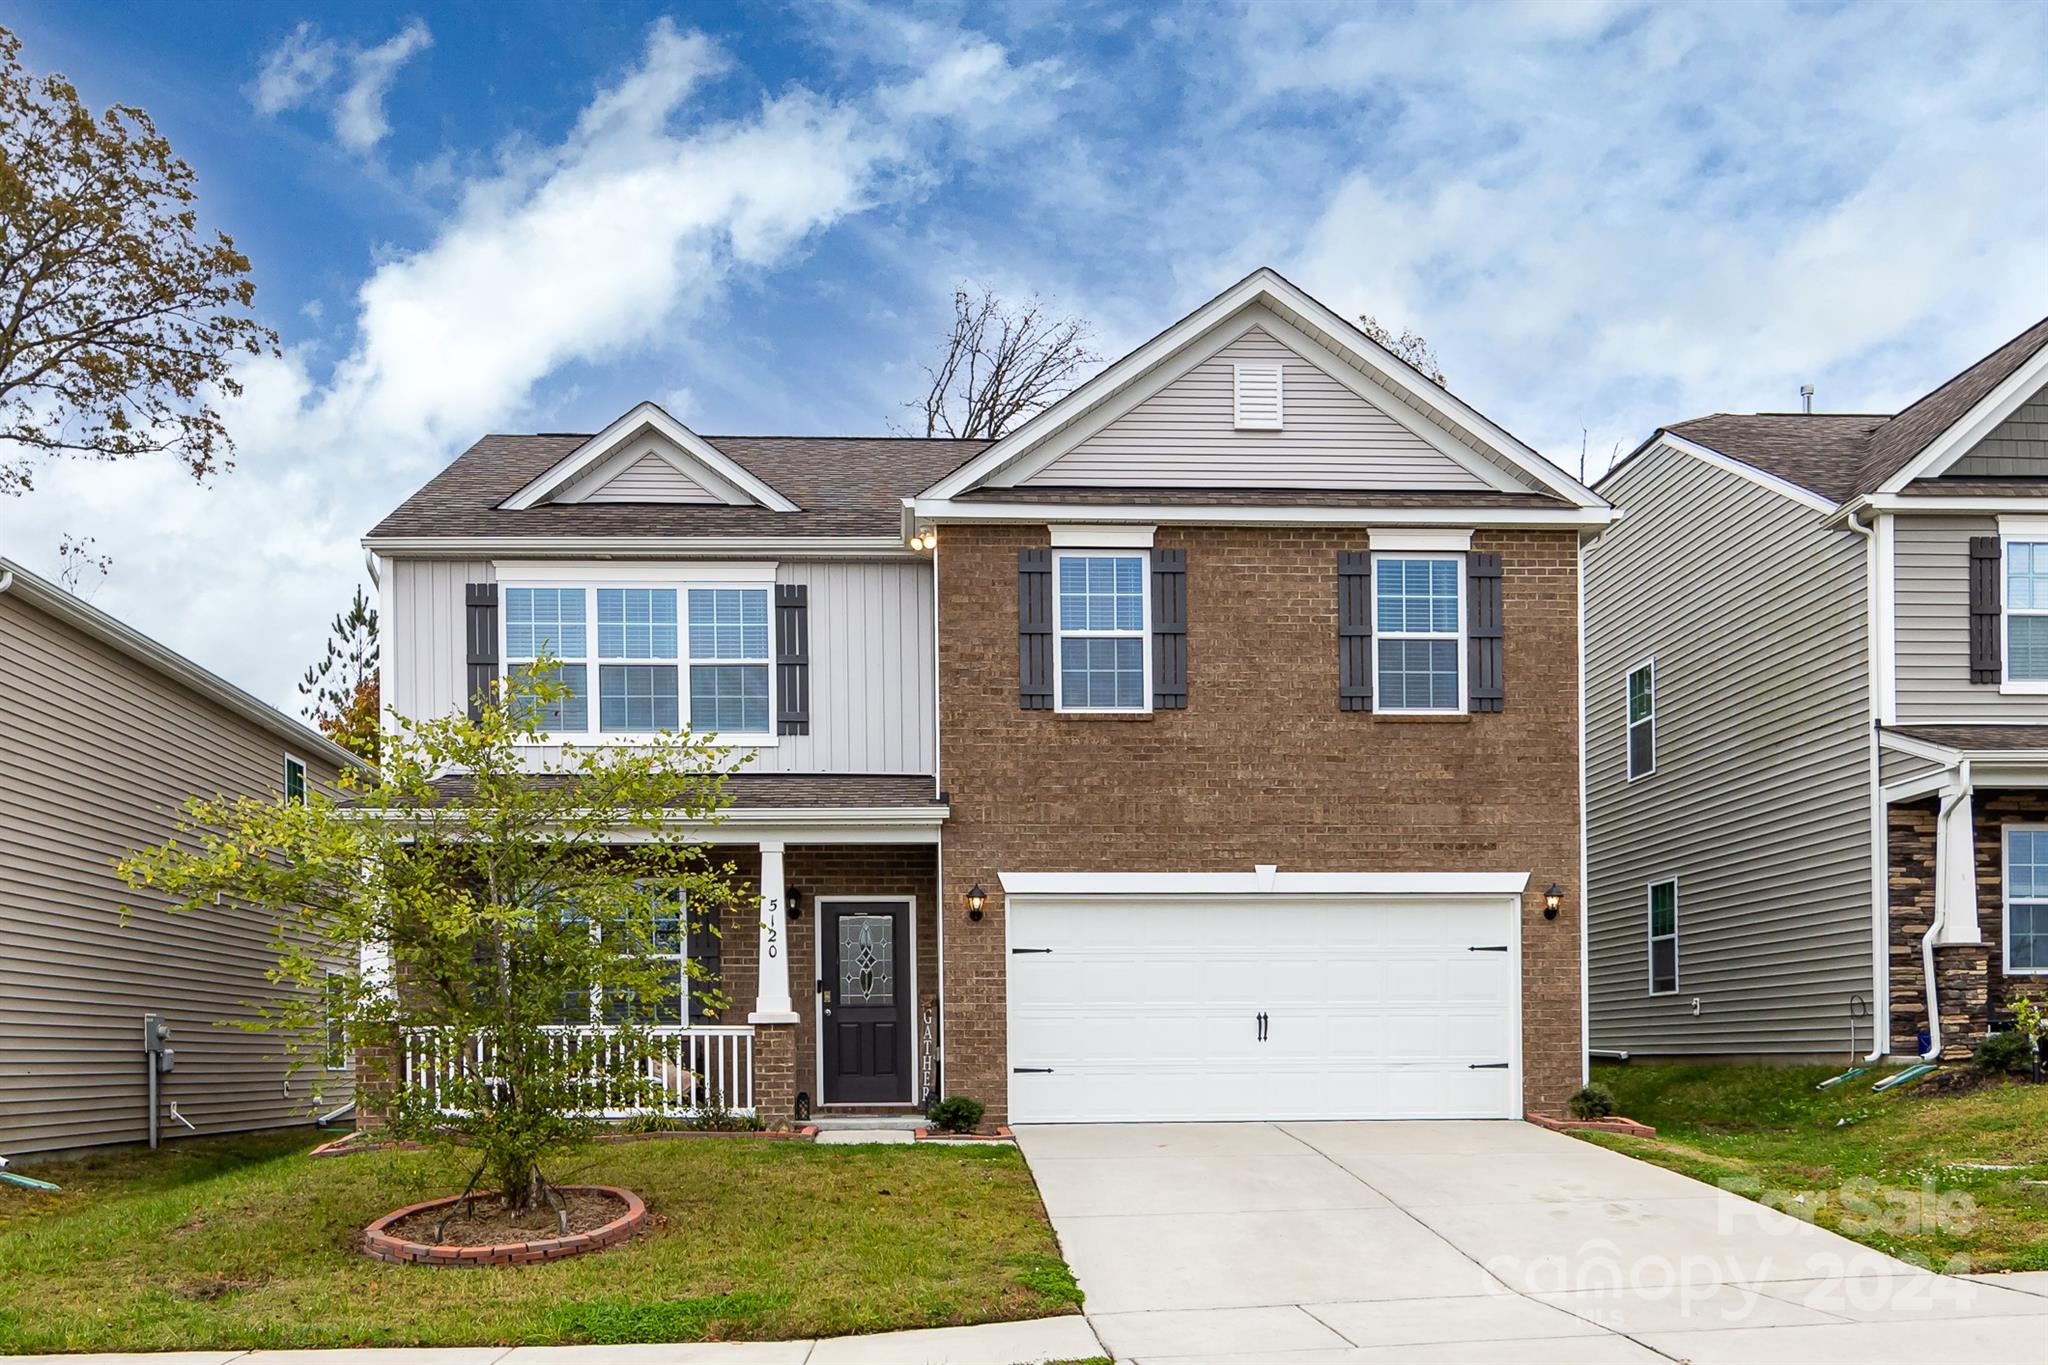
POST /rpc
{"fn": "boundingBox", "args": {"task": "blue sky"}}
[2,0,2044,710]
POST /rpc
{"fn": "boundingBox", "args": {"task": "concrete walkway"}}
[1015,1120,2048,1363]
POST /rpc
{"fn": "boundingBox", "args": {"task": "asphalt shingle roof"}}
[1638,315,2048,505]
[1886,725,2048,755]
[359,772,945,810]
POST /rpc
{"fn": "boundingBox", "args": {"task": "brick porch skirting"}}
[361,1185,646,1266]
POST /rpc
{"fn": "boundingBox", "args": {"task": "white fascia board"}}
[1367,528,1473,552]
[998,869,1530,897]
[2000,515,2048,539]
[1879,340,2048,492]
[501,402,799,512]
[364,536,911,559]
[493,560,777,585]
[1877,728,1965,765]
[1658,435,1838,515]
[1882,772,1953,805]
[921,267,1606,509]
[913,498,1617,530]
[1862,494,2048,515]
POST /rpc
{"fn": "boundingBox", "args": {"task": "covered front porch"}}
[376,774,947,1129]
[1881,726,2048,1058]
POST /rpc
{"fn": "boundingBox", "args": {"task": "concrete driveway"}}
[1016,1120,2048,1364]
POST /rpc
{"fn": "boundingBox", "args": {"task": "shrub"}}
[1567,1084,1617,1120]
[927,1094,986,1133]
[1975,1029,2038,1076]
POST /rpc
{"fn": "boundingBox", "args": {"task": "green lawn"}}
[1581,1061,2048,1273]
[0,1129,1081,1352]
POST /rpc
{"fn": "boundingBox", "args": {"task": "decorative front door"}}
[821,901,912,1104]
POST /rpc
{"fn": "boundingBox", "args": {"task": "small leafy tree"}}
[0,27,277,494]
[300,584,380,764]
[1357,312,1446,387]
[120,662,745,1210]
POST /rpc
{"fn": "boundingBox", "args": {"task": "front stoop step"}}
[810,1115,926,1131]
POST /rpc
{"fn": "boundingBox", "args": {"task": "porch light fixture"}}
[909,528,938,552]
[786,886,804,922]
[1544,884,1563,920]
[964,884,987,921]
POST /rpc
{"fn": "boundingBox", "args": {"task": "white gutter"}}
[909,498,1618,530]
[1844,508,1890,1063]
[363,535,913,559]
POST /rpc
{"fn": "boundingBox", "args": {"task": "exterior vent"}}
[1233,362,1283,430]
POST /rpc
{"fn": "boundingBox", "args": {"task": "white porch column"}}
[749,840,799,1023]
[1935,776,1984,945]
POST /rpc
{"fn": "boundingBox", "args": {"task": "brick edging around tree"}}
[361,1185,646,1266]
[1527,1111,1656,1137]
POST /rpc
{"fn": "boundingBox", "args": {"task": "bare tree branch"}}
[1357,312,1447,387]
[903,286,1097,439]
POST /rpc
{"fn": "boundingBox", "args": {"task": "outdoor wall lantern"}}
[1544,884,1563,920]
[786,886,805,922]
[964,884,987,921]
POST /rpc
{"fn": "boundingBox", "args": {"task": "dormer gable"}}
[499,401,798,512]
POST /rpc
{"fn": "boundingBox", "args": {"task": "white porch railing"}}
[400,1024,755,1118]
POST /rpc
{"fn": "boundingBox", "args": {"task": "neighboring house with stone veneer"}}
[364,268,1614,1128]
[1586,313,2048,1063]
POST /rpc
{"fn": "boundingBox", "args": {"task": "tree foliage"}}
[120,664,748,1209]
[906,286,1096,439]
[301,584,381,764]
[0,27,277,494]
[1358,312,1446,387]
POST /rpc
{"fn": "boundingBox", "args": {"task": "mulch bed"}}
[385,1186,627,1246]
[362,1184,646,1267]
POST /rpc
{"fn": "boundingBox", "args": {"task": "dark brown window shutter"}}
[686,901,722,1025]
[1468,552,1504,713]
[1337,551,1372,711]
[1970,536,2000,684]
[775,583,810,734]
[464,582,499,721]
[1152,548,1188,709]
[1019,548,1053,709]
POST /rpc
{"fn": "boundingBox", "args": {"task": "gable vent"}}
[1233,362,1283,430]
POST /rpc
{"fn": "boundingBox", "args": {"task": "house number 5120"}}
[763,899,782,959]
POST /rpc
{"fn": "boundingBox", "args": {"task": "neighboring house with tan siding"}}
[366,268,1615,1130]
[1586,312,2048,1064]
[0,558,361,1158]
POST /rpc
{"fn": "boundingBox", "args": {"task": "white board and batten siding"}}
[1585,444,1873,1055]
[384,556,936,775]
[0,592,350,1157]
[1895,514,2048,725]
[1019,326,1494,490]
[1006,894,1520,1123]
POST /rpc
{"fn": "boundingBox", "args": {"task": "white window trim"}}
[497,566,779,747]
[283,753,309,804]
[561,889,705,1027]
[1647,878,1679,995]
[2002,825,2048,977]
[1370,551,1466,715]
[1367,528,1473,553]
[1626,658,1657,782]
[811,894,920,1107]
[1052,547,1152,715]
[1998,522,2048,694]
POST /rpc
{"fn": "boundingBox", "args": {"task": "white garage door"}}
[1006,893,1520,1123]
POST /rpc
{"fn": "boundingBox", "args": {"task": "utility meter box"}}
[143,1014,174,1071]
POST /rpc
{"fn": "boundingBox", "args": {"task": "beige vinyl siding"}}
[1892,514,2048,723]
[0,593,348,1157]
[1586,444,1873,1054]
[1880,743,1947,790]
[1023,325,1492,490]
[384,557,936,775]
[1946,383,2048,477]
[582,451,720,503]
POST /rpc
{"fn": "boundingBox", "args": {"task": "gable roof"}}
[367,434,986,544]
[919,267,1606,509]
[0,557,364,771]
[502,402,801,512]
[1626,313,2048,506]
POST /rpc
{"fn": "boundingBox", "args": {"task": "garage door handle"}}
[1012,1067,1054,1074]
[1010,947,1053,954]
[1468,945,1509,952]
[1468,1062,1511,1070]
[1256,1011,1267,1042]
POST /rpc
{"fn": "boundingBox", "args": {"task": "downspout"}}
[1843,508,1889,1063]
[1923,757,1973,1062]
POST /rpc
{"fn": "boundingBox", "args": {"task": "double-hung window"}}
[2006,538,2048,686]
[1627,661,1656,780]
[283,755,308,804]
[505,587,590,730]
[1055,551,1148,711]
[1647,879,1679,994]
[500,574,774,741]
[2004,828,2048,975]
[1374,555,1463,712]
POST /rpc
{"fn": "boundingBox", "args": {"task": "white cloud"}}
[333,19,434,154]
[249,18,432,154]
[250,21,338,116]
